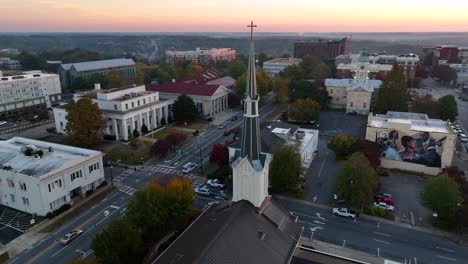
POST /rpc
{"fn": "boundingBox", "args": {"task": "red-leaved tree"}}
[209,143,229,166]
[352,139,381,169]
[166,132,187,151]
[152,139,171,157]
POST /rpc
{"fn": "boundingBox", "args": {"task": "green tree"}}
[421,175,463,225]
[107,70,133,89]
[438,95,458,121]
[272,77,289,104]
[290,80,328,105]
[132,128,140,138]
[280,64,307,81]
[335,152,379,209]
[376,65,409,113]
[288,98,320,123]
[141,124,149,134]
[162,178,196,230]
[226,59,247,79]
[65,98,107,148]
[17,51,45,70]
[235,71,272,97]
[91,219,144,264]
[328,135,355,160]
[173,94,199,121]
[160,117,167,126]
[270,144,303,193]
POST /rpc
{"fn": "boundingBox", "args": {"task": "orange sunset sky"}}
[1,0,468,32]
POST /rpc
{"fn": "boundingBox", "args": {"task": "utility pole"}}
[109,163,114,186]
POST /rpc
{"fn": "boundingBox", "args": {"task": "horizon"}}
[2,0,468,32]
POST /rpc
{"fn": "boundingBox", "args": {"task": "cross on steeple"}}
[247,21,257,41]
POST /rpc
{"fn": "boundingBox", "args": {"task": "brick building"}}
[293,38,348,61]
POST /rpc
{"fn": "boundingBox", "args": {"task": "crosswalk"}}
[150,166,196,179]
[113,169,133,183]
[119,185,136,196]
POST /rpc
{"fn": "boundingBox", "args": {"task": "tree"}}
[422,52,434,67]
[173,94,199,122]
[257,53,273,66]
[272,78,289,104]
[226,59,247,79]
[235,71,272,97]
[152,139,171,157]
[91,219,144,264]
[411,95,441,119]
[328,135,355,160]
[432,65,457,85]
[335,152,379,209]
[421,175,463,225]
[161,178,196,230]
[65,98,107,148]
[438,95,458,121]
[270,144,302,192]
[352,139,380,169]
[132,128,140,138]
[17,51,45,70]
[160,117,167,126]
[288,98,320,123]
[107,70,133,89]
[376,65,409,113]
[141,124,149,134]
[311,62,332,80]
[209,143,229,166]
[280,65,307,81]
[166,132,186,150]
[290,80,328,105]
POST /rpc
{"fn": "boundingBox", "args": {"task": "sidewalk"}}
[0,185,116,258]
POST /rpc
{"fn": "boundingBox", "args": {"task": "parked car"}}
[207,179,225,189]
[0,121,7,126]
[375,196,394,206]
[59,230,83,245]
[231,116,238,121]
[46,127,57,133]
[332,208,358,219]
[182,162,198,174]
[218,124,226,129]
[373,202,394,212]
[195,186,211,196]
[458,134,468,143]
[223,130,231,136]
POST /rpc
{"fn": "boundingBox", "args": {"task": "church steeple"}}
[240,21,261,162]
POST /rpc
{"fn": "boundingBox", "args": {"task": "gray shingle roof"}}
[154,199,302,264]
[61,58,135,72]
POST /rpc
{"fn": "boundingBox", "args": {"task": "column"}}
[122,119,128,141]
[152,109,157,129]
[225,95,228,110]
[112,119,119,140]
[146,111,150,130]
[158,108,163,124]
[138,113,143,132]
[163,106,169,122]
[131,116,135,132]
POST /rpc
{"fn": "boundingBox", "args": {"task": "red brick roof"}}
[146,82,222,97]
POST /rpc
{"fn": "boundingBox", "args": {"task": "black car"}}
[46,127,57,133]
[231,116,238,121]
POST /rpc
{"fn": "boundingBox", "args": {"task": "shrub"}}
[85,189,94,197]
[141,124,149,134]
[160,117,167,126]
[132,128,140,138]
[328,135,355,160]
[103,134,116,141]
[365,206,386,217]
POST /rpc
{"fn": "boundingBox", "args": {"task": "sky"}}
[1,0,468,32]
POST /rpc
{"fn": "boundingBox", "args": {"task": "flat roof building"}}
[366,111,457,175]
[0,137,105,215]
[263,58,302,77]
[294,38,348,61]
[165,48,236,65]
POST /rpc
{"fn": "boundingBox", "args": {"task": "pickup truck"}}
[332,208,358,219]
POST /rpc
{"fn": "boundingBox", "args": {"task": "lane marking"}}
[437,255,457,262]
[313,220,326,225]
[373,231,391,237]
[109,205,120,209]
[373,239,390,245]
[291,211,327,221]
[310,226,323,232]
[436,246,455,253]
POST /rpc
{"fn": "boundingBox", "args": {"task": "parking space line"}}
[436,246,455,253]
[437,255,457,262]
[373,239,390,245]
[373,231,391,237]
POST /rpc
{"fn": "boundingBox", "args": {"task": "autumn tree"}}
[270,144,303,193]
[432,65,457,85]
[65,98,107,148]
[92,219,144,264]
[173,94,199,122]
[335,152,379,209]
[376,65,409,113]
[166,132,187,151]
[411,95,441,119]
[328,135,355,160]
[421,175,463,227]
[438,95,458,121]
[353,139,380,169]
[272,77,289,104]
[209,143,229,166]
[107,70,133,89]
[161,178,196,230]
[152,139,171,157]
[288,98,320,123]
[235,71,272,97]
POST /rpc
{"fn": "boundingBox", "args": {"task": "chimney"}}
[94,83,101,91]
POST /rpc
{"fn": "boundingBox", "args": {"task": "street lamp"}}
[109,162,114,186]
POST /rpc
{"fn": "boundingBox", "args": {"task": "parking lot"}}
[379,173,432,227]
[316,110,367,138]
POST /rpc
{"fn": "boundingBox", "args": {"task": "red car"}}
[375,196,394,206]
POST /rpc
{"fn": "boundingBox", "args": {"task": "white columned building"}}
[53,84,173,141]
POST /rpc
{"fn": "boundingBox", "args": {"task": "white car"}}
[218,124,226,129]
[332,208,357,219]
[0,121,6,126]
[182,162,197,174]
[59,230,83,245]
[459,134,468,143]
[373,202,394,212]
[207,179,225,189]
[195,186,211,196]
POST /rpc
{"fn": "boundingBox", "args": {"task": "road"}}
[277,196,468,264]
[11,97,278,264]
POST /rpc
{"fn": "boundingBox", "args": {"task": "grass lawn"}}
[104,141,152,166]
[173,120,209,131]
[149,127,191,140]
[195,162,218,177]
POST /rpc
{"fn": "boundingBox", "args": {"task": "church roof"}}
[146,82,224,97]
[154,199,302,264]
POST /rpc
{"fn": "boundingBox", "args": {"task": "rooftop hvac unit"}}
[296,131,305,139]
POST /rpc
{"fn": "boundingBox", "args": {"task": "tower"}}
[231,21,271,207]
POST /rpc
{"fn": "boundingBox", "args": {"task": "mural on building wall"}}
[376,130,446,168]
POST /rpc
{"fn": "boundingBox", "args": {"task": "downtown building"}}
[0,137,104,215]
[262,57,302,77]
[165,47,236,64]
[53,84,172,141]
[293,37,348,61]
[0,71,62,119]
[58,58,136,89]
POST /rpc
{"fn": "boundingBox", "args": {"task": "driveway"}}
[379,173,432,228]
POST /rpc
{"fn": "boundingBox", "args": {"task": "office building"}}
[59,58,136,89]
[0,137,105,215]
[165,48,236,64]
[262,58,302,77]
[53,84,172,141]
[293,38,348,61]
